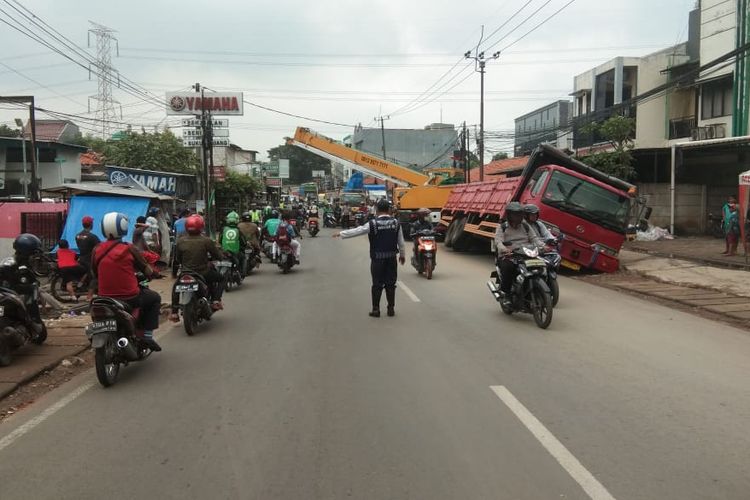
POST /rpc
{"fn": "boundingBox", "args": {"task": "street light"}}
[14,118,27,199]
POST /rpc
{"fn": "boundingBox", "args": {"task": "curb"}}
[0,303,173,401]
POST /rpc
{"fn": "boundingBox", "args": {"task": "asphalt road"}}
[1,228,749,500]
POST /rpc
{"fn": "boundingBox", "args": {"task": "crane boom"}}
[289,127,430,187]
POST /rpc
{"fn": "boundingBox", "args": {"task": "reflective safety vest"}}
[251,210,262,223]
[221,226,241,254]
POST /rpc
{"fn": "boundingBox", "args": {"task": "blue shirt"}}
[174,217,187,237]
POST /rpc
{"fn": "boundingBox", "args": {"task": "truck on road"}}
[441,145,648,273]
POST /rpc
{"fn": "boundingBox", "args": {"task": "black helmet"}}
[271,209,280,219]
[376,198,391,212]
[505,201,524,215]
[523,203,540,215]
[13,233,42,256]
[241,211,252,221]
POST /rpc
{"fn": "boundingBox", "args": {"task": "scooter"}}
[308,218,320,237]
[216,258,242,291]
[86,275,154,387]
[411,229,437,279]
[243,246,262,275]
[276,234,297,274]
[487,244,554,329]
[49,262,91,303]
[540,240,561,307]
[324,213,337,228]
[173,270,213,336]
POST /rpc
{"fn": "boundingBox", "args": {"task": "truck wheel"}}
[444,220,457,248]
[450,218,467,250]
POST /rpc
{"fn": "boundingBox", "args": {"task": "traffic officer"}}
[333,198,405,317]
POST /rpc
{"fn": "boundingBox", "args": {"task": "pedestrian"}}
[726,203,740,256]
[333,198,405,317]
[722,195,737,255]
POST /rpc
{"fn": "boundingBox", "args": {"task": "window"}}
[530,169,549,198]
[701,77,733,119]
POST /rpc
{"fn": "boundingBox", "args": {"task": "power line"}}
[491,0,579,54]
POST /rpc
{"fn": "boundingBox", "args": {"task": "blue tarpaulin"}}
[61,195,150,251]
[344,172,363,192]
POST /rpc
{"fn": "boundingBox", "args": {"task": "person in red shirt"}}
[56,239,86,300]
[92,212,162,352]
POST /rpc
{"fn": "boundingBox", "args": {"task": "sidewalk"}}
[0,277,175,399]
[625,236,750,270]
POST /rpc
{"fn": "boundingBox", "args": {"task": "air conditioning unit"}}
[690,128,700,141]
[706,126,716,139]
[698,127,708,140]
[714,123,727,138]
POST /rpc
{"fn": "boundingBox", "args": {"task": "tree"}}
[0,124,20,137]
[73,130,200,174]
[491,152,509,161]
[267,143,331,184]
[214,170,262,200]
[579,115,636,180]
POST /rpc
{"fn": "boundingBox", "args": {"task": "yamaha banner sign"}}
[106,166,178,195]
[166,91,244,116]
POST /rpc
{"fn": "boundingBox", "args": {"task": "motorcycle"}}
[276,235,297,274]
[308,218,320,237]
[0,258,47,366]
[173,270,213,336]
[48,262,91,303]
[486,244,554,329]
[354,211,366,227]
[540,240,561,307]
[216,258,242,292]
[243,246,262,275]
[324,212,337,228]
[411,229,437,279]
[262,235,277,263]
[85,275,154,387]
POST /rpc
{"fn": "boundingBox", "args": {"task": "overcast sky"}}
[0,0,696,161]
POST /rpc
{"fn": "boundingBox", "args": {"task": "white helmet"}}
[101,212,129,240]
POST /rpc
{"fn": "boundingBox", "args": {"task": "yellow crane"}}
[288,127,460,212]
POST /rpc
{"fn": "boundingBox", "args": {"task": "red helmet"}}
[81,215,94,227]
[185,215,205,235]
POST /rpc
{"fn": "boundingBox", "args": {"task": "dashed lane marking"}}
[397,280,421,303]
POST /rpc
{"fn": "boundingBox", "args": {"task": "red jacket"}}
[93,240,142,298]
[57,248,78,268]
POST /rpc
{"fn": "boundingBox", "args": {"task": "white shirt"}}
[340,215,406,255]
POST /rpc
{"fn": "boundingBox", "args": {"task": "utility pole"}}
[461,122,468,183]
[1,96,39,201]
[88,21,121,139]
[193,83,212,234]
[375,115,390,160]
[465,42,499,182]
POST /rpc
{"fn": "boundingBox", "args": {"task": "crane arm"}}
[288,127,430,187]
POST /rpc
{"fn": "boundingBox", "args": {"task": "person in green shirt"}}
[219,211,247,272]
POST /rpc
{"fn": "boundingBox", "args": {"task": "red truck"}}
[441,145,647,273]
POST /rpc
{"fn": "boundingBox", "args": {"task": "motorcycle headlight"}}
[523,247,539,258]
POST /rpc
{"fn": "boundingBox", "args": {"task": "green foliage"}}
[0,124,20,137]
[579,115,636,181]
[73,130,200,174]
[214,170,262,199]
[267,143,331,184]
[491,152,509,161]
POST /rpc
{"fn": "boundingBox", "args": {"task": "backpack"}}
[276,223,290,244]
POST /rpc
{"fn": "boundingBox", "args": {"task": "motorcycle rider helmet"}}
[241,211,252,222]
[523,203,540,215]
[101,212,129,240]
[81,215,94,228]
[505,201,524,217]
[148,207,160,217]
[226,211,240,226]
[13,233,42,256]
[271,209,280,219]
[376,198,391,213]
[185,215,205,235]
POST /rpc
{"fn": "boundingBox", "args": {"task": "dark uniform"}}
[341,213,405,316]
[172,234,225,310]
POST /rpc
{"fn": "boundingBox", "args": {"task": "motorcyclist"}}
[410,207,433,254]
[218,211,248,272]
[92,213,162,352]
[172,215,226,321]
[75,215,100,301]
[0,234,46,336]
[523,203,555,248]
[494,202,542,307]
[278,211,302,263]
[238,212,262,255]
[263,209,282,256]
[307,204,320,229]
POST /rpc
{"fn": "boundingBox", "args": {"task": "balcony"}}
[572,105,636,149]
[669,116,696,140]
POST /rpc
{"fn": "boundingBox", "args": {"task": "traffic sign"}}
[181,118,229,128]
[182,138,231,147]
[182,128,230,138]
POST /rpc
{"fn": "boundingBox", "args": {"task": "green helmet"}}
[225,211,239,225]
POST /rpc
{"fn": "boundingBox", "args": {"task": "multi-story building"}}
[351,123,458,170]
[513,100,573,156]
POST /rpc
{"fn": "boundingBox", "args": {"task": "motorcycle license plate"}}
[561,259,581,271]
[87,319,117,335]
[0,306,4,317]
[525,258,546,267]
[175,284,199,292]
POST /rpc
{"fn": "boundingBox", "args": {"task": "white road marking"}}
[397,280,421,302]
[0,381,95,453]
[490,385,617,500]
